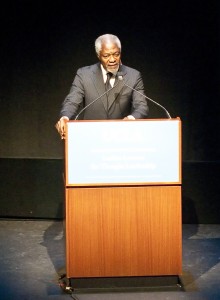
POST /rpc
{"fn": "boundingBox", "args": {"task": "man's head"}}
[95,34,121,75]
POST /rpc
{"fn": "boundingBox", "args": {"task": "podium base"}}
[69,275,182,292]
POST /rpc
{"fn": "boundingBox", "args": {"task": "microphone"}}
[75,75,121,120]
[118,73,172,119]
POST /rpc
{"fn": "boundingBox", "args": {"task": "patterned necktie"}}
[105,72,113,91]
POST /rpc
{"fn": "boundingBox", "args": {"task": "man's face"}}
[98,42,121,74]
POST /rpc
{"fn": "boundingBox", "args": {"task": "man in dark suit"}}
[55,33,149,139]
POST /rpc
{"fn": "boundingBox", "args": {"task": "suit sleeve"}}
[60,69,85,119]
[130,71,149,119]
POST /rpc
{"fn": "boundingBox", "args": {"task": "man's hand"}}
[55,117,69,139]
[123,115,135,120]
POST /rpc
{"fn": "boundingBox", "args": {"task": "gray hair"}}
[95,34,121,56]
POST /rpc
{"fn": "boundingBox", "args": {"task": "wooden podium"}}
[64,119,182,288]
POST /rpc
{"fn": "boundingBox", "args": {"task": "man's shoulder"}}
[120,64,140,75]
[77,63,100,74]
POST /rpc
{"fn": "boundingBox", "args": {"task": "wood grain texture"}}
[65,185,182,278]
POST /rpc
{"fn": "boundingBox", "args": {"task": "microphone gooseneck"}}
[118,75,171,119]
[75,76,121,120]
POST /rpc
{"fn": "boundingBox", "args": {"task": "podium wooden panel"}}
[65,185,182,278]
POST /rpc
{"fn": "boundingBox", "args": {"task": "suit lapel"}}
[107,78,124,109]
[108,67,127,110]
[91,64,108,113]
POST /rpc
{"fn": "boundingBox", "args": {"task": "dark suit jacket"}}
[60,63,149,120]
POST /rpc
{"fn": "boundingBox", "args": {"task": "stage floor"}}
[0,219,219,299]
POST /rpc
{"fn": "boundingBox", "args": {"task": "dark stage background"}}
[0,1,219,222]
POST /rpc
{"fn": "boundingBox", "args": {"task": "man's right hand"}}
[55,117,69,139]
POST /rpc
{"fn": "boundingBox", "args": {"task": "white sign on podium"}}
[65,119,181,186]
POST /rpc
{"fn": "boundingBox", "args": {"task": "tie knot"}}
[105,72,113,90]
[106,72,112,80]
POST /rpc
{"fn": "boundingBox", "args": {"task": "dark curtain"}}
[0,1,219,161]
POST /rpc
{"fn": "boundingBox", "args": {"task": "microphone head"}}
[117,71,123,80]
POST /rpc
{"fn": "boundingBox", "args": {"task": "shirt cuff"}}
[127,115,135,120]
[60,116,69,121]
